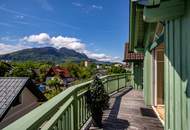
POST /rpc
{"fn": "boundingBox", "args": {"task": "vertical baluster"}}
[84,96,86,121]
[71,104,74,130]
[81,97,83,127]
[78,97,81,128]
[125,73,127,87]
[61,113,65,130]
[53,123,58,130]
[62,113,66,130]
[68,106,71,130]
[73,91,78,130]
[66,109,68,130]
[82,96,85,124]
[84,96,87,120]
[57,118,62,130]
[117,75,119,92]
[107,77,109,93]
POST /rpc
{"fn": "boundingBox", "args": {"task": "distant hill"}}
[0,47,91,63]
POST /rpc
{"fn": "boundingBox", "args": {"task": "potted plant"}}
[86,76,110,129]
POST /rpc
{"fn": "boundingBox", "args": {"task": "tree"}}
[39,64,51,82]
[0,62,11,76]
[47,76,61,90]
[108,65,126,74]
[80,67,91,79]
[8,67,35,78]
[61,62,81,79]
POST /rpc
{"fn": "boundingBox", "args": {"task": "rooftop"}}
[0,77,29,120]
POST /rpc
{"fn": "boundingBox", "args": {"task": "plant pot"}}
[91,111,103,128]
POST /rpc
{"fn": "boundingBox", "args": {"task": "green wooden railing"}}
[3,73,131,130]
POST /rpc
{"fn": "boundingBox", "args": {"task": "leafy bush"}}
[44,89,63,100]
[46,76,62,90]
[108,65,126,74]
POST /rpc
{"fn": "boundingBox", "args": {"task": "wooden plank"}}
[174,18,182,130]
[168,20,174,130]
[102,90,164,130]
[164,21,169,130]
[41,97,73,130]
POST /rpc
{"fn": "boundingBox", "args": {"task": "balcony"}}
[3,73,163,130]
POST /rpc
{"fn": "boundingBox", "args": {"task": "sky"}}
[0,0,129,62]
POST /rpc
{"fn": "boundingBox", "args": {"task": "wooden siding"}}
[143,50,153,106]
[133,62,143,90]
[164,3,190,130]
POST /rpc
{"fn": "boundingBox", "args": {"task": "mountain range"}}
[0,47,93,63]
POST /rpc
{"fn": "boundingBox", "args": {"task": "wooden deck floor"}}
[102,89,164,130]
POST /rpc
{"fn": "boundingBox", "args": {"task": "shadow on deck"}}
[102,89,164,130]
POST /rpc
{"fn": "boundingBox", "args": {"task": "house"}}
[123,43,144,89]
[125,0,190,130]
[0,77,47,129]
[83,60,92,67]
[46,66,74,86]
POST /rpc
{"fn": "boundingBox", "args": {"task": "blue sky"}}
[0,0,129,62]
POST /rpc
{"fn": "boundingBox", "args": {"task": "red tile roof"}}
[48,66,70,78]
[124,43,144,62]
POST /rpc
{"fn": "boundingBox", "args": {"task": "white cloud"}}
[22,33,85,51]
[0,43,30,55]
[37,0,54,11]
[72,2,82,7]
[16,15,24,19]
[23,33,50,44]
[91,5,103,10]
[82,50,113,62]
[21,33,121,62]
[50,36,85,51]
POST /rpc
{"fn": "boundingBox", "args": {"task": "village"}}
[0,60,128,128]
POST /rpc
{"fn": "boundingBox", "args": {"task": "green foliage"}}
[61,61,81,78]
[0,62,11,76]
[47,76,61,90]
[6,61,52,80]
[61,61,96,80]
[85,76,109,128]
[11,61,52,69]
[44,89,63,100]
[39,64,51,82]
[108,65,126,74]
[7,67,35,78]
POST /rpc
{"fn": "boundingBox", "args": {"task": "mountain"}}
[0,47,91,63]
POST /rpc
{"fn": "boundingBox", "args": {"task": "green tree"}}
[61,62,81,78]
[80,67,91,79]
[0,62,11,76]
[108,65,126,74]
[47,76,61,90]
[39,64,51,82]
[8,67,35,78]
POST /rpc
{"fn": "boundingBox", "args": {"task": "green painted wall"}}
[142,23,156,106]
[133,62,143,90]
[143,50,153,106]
[164,1,190,130]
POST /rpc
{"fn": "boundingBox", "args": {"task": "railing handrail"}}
[3,73,131,130]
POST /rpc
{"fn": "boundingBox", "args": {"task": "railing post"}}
[125,73,127,87]
[73,91,78,130]
[107,77,109,93]
[117,75,119,92]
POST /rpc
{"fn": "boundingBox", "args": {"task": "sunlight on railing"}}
[3,73,131,130]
